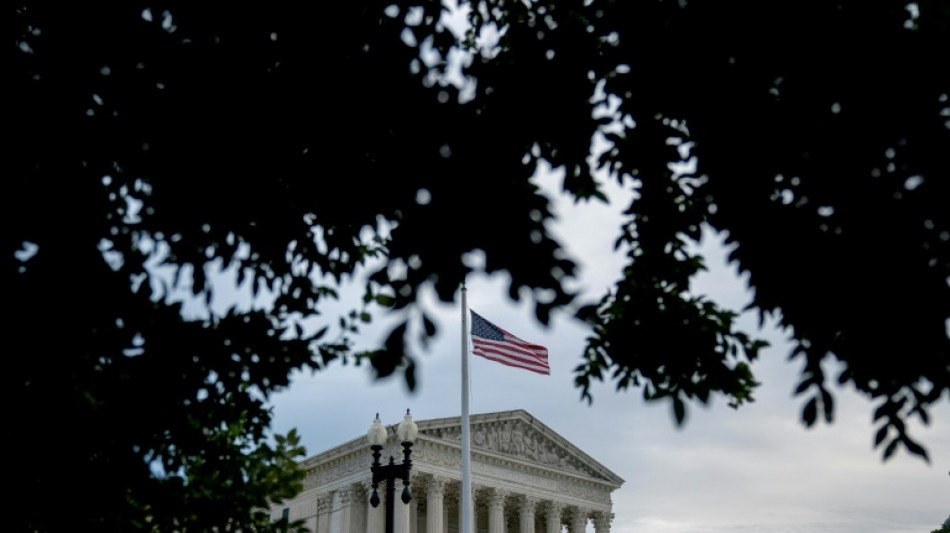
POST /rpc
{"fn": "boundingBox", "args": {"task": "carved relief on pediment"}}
[420,421,608,481]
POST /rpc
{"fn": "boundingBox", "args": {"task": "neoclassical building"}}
[269,410,623,533]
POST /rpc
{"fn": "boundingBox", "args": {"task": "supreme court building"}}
[269,409,624,533]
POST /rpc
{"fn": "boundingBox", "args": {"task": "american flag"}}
[470,310,550,375]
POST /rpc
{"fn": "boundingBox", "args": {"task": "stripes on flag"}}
[470,310,550,375]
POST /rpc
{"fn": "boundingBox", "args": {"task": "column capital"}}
[569,506,589,533]
[592,511,613,533]
[487,488,508,507]
[411,475,427,497]
[317,493,333,513]
[425,474,449,496]
[470,483,486,509]
[338,485,359,505]
[425,475,445,533]
[519,495,539,512]
[486,488,507,533]
[443,480,460,505]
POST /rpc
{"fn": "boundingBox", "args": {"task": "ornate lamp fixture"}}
[367,410,417,533]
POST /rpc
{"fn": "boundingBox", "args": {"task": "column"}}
[543,502,563,533]
[487,489,507,533]
[351,485,368,533]
[518,496,538,533]
[426,476,447,533]
[364,480,384,533]
[443,483,459,533]
[338,486,358,533]
[302,495,319,533]
[469,485,482,533]
[592,512,612,533]
[409,497,419,533]
[569,508,587,533]
[317,493,333,533]
[395,481,411,533]
[458,487,465,533]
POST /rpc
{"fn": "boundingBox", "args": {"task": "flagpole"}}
[460,283,473,533]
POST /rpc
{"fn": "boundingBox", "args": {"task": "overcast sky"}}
[266,168,950,533]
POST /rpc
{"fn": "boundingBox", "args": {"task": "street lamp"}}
[367,410,418,533]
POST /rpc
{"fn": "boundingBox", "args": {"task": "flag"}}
[470,310,550,375]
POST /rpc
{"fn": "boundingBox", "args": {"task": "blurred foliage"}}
[7,0,949,530]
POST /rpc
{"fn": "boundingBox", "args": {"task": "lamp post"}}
[367,410,418,533]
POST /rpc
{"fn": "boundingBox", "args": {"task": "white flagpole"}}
[460,283,473,533]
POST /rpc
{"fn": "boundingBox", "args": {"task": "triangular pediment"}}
[416,409,623,486]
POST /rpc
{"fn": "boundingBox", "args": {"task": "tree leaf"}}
[874,425,888,447]
[803,397,818,427]
[673,396,686,426]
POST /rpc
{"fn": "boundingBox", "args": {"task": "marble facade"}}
[270,410,623,533]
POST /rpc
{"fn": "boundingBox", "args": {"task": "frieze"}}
[476,462,560,492]
[479,462,609,504]
[304,453,372,488]
[412,443,461,467]
[557,480,611,504]
[304,472,320,489]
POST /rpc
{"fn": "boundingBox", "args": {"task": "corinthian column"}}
[444,483,460,533]
[409,497,419,533]
[395,486,411,533]
[569,508,587,533]
[317,493,333,533]
[592,512,612,533]
[543,502,563,533]
[461,484,481,533]
[519,496,538,533]
[363,480,384,533]
[487,489,508,533]
[426,476,447,533]
[338,486,358,533]
[351,484,368,533]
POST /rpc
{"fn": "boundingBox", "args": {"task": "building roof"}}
[300,409,624,489]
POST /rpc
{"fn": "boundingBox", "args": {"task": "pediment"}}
[416,410,622,486]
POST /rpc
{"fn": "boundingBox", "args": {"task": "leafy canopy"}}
[8,0,949,531]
